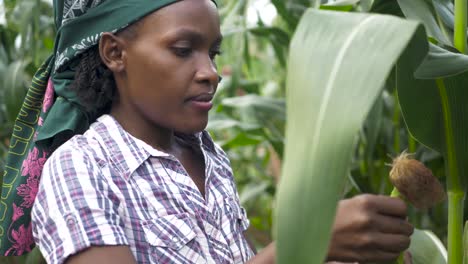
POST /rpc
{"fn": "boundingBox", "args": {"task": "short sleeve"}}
[31,141,128,264]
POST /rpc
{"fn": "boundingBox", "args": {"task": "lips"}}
[188,93,214,102]
[186,93,214,111]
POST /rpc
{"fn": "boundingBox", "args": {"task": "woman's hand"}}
[326,194,414,263]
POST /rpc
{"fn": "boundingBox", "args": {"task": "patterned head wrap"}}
[0,0,217,256]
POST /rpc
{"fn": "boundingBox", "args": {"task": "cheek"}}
[126,46,167,78]
[127,58,189,95]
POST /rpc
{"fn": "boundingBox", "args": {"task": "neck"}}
[110,103,177,153]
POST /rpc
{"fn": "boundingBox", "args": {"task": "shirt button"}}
[171,236,180,243]
[65,215,76,229]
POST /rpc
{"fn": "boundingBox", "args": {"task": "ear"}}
[99,32,127,73]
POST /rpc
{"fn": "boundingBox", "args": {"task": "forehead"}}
[137,0,221,37]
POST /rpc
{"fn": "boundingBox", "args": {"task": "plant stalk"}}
[451,0,467,259]
[454,0,467,54]
[448,192,465,264]
[463,221,468,264]
[436,78,465,264]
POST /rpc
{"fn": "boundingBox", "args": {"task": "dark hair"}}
[69,45,116,122]
[69,22,141,122]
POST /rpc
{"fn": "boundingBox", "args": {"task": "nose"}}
[194,55,219,88]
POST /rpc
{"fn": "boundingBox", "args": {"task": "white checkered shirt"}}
[32,114,254,263]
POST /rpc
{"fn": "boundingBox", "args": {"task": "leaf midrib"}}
[309,16,377,160]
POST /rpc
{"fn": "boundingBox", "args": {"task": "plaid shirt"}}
[31,115,254,264]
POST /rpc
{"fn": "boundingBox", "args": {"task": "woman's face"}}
[112,0,221,135]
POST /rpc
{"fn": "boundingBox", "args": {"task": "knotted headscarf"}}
[0,0,217,256]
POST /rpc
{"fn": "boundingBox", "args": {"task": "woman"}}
[1,0,413,263]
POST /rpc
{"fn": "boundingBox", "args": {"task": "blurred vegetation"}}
[0,0,461,263]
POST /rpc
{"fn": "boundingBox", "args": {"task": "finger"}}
[371,195,408,218]
[374,214,414,236]
[374,233,411,253]
[356,249,401,263]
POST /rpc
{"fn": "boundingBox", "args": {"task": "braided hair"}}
[69,23,140,122]
[69,45,116,122]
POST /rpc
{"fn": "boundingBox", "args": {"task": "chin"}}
[178,119,208,134]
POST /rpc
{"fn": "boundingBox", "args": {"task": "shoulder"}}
[44,115,120,170]
[32,133,130,264]
[37,120,118,203]
[44,132,106,173]
[32,118,126,224]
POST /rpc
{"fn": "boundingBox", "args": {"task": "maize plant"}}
[276,0,468,263]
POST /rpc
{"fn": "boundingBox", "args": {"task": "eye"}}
[172,47,192,58]
[209,49,223,60]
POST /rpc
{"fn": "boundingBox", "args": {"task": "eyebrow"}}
[167,28,223,46]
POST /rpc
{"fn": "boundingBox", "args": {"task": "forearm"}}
[65,246,137,264]
[246,242,276,264]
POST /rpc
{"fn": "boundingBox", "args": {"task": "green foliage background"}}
[0,0,463,263]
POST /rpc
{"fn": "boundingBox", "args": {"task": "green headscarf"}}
[0,0,216,256]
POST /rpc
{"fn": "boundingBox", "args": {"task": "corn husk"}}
[390,152,446,209]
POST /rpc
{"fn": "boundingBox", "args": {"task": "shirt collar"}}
[91,114,219,180]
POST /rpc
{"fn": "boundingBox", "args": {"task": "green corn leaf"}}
[433,0,455,29]
[396,67,468,263]
[397,43,468,193]
[320,4,354,12]
[239,182,269,204]
[221,132,263,149]
[276,9,427,264]
[371,0,405,16]
[220,95,286,151]
[249,27,291,47]
[415,43,468,78]
[410,229,447,264]
[397,0,452,45]
[221,95,285,114]
[270,0,300,31]
[396,9,468,260]
[364,92,384,162]
[207,115,261,131]
[321,0,359,12]
[359,0,374,12]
